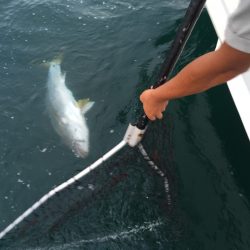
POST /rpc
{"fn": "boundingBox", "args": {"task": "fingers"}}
[156,112,163,119]
[142,104,166,121]
[140,89,168,121]
[146,112,163,121]
[146,114,156,121]
[149,116,156,121]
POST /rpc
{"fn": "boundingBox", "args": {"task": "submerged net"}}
[0,112,181,249]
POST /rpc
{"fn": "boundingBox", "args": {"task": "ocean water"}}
[0,0,250,249]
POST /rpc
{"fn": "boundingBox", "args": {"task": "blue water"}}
[0,0,250,249]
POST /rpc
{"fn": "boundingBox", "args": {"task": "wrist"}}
[153,87,169,102]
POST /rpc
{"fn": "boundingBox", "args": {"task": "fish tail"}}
[30,53,64,68]
[51,53,64,65]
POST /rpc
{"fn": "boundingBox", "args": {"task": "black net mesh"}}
[0,112,183,249]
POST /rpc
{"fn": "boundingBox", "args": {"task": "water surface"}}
[0,0,250,249]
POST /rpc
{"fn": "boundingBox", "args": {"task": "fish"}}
[46,60,94,158]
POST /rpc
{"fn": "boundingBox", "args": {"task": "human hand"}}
[140,89,168,121]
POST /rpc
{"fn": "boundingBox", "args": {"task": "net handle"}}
[136,0,206,130]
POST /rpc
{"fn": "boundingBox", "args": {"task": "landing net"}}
[0,115,178,249]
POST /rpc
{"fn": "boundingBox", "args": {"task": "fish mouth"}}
[73,140,88,158]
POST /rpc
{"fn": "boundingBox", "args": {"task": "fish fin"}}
[32,54,64,68]
[51,53,64,65]
[76,99,89,109]
[77,99,95,115]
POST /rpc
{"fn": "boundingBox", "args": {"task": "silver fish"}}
[46,61,94,158]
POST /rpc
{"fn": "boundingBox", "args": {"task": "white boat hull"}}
[206,0,250,141]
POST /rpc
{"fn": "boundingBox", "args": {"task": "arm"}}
[140,42,250,120]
